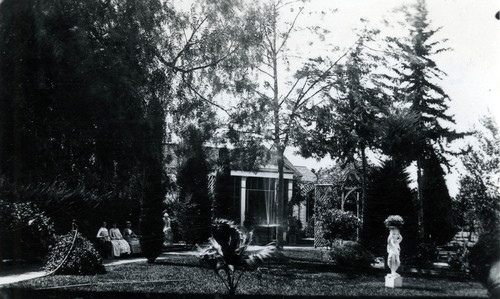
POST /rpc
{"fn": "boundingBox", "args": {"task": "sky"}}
[281,0,500,196]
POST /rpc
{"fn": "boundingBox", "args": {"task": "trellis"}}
[313,184,335,248]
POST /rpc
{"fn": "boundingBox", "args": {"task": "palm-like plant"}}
[197,219,277,295]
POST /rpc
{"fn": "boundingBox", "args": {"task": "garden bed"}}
[0,250,487,298]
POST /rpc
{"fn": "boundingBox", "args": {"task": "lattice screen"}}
[207,174,216,200]
[314,184,335,248]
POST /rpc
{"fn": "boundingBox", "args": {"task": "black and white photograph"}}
[0,0,498,298]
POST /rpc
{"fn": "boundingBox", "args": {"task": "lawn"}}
[0,249,488,298]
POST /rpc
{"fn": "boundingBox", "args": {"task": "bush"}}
[448,245,470,274]
[304,217,315,238]
[319,209,360,244]
[469,228,500,288]
[44,231,105,275]
[409,243,438,267]
[326,241,375,269]
[0,200,55,261]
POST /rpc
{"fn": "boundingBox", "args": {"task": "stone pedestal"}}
[385,274,403,288]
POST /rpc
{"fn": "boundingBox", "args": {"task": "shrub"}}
[44,231,105,275]
[409,243,438,267]
[448,245,470,274]
[469,228,500,289]
[198,219,277,295]
[304,217,315,238]
[319,209,360,244]
[326,241,375,269]
[0,200,55,261]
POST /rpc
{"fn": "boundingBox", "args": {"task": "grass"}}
[0,249,488,298]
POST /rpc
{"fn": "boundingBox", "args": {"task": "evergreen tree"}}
[299,33,388,232]
[387,0,464,239]
[139,96,167,263]
[362,159,418,256]
[0,0,167,233]
[175,125,212,245]
[213,147,235,220]
[421,151,456,245]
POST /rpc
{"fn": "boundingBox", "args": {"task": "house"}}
[164,143,317,244]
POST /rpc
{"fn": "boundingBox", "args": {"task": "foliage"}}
[0,178,116,237]
[175,125,212,245]
[421,150,457,245]
[409,243,438,267]
[376,109,423,165]
[361,160,418,256]
[0,0,260,246]
[387,0,463,157]
[197,219,277,295]
[384,215,405,228]
[0,0,165,192]
[304,217,315,238]
[385,0,464,241]
[454,115,500,233]
[318,209,360,244]
[139,96,167,264]
[225,1,343,244]
[326,241,375,269]
[44,231,105,275]
[212,147,236,220]
[447,245,470,274]
[0,200,55,261]
[469,228,500,288]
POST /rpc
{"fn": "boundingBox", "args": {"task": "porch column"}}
[240,176,247,226]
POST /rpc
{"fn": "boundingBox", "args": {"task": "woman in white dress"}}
[96,222,112,258]
[123,221,142,254]
[109,223,131,257]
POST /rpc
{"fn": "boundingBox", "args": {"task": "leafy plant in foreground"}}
[197,219,277,295]
[44,231,105,275]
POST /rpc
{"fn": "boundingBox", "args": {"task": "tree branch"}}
[276,7,303,54]
[181,76,231,116]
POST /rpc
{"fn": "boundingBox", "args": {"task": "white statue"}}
[387,227,403,277]
[163,212,173,247]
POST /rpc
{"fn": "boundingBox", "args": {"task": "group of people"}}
[96,221,142,258]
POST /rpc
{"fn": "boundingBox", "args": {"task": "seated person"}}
[109,223,131,257]
[123,221,142,254]
[96,221,112,258]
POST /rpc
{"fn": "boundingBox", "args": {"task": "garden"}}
[0,0,499,298]
[1,249,489,298]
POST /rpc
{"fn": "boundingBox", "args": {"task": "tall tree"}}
[212,147,235,220]
[0,0,168,234]
[454,115,500,233]
[298,31,388,229]
[228,0,342,244]
[387,0,464,239]
[421,150,456,245]
[175,125,212,245]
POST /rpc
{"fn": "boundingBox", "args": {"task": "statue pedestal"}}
[385,274,403,288]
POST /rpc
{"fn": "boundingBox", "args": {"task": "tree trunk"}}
[276,148,285,246]
[271,3,284,246]
[360,147,367,233]
[416,157,425,241]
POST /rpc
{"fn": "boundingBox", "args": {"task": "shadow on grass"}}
[153,259,205,269]
[0,288,485,299]
[401,285,443,293]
